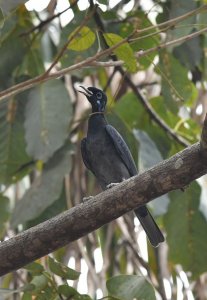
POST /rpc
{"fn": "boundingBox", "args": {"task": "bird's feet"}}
[106,182,120,189]
[82,196,94,203]
[180,185,189,192]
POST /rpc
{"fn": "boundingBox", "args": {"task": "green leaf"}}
[113,92,146,129]
[134,129,163,170]
[98,0,108,4]
[29,275,48,294]
[106,275,156,300]
[22,292,32,300]
[58,285,79,297]
[48,257,80,280]
[0,0,27,14]
[59,15,97,77]
[150,96,199,144]
[0,99,31,184]
[11,144,72,227]
[164,182,207,279]
[0,194,10,237]
[150,96,180,128]
[15,46,45,77]
[197,11,207,79]
[22,283,36,293]
[0,23,30,184]
[0,23,27,90]
[68,26,96,51]
[77,295,92,300]
[26,187,67,228]
[128,11,159,69]
[103,33,137,72]
[158,52,196,113]
[0,7,4,28]
[24,276,56,300]
[24,262,44,275]
[167,0,196,40]
[173,36,202,70]
[24,80,73,162]
[112,92,172,157]
[133,129,169,216]
[113,93,172,158]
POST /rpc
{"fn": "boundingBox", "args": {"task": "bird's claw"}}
[82,196,94,203]
[106,182,120,189]
[180,185,189,192]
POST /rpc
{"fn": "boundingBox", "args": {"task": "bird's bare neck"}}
[88,113,107,134]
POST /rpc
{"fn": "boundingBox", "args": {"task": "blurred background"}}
[0,0,207,299]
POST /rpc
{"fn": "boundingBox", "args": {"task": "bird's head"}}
[78,86,107,113]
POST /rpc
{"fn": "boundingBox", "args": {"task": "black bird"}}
[79,86,164,247]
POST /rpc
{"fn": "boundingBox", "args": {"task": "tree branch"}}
[0,115,207,276]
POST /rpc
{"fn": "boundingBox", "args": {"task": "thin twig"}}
[77,239,100,287]
[136,26,207,59]
[44,5,97,76]
[0,9,207,102]
[116,218,151,277]
[0,31,134,102]
[103,69,117,92]
[135,4,207,34]
[20,0,79,37]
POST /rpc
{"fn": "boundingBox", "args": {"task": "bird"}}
[78,86,164,247]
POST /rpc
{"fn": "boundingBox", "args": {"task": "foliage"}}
[0,260,156,300]
[0,0,207,299]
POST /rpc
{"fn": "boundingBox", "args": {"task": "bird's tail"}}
[134,206,164,247]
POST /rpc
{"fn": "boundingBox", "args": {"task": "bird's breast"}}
[86,131,130,189]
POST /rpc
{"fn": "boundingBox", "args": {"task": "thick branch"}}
[1,115,207,276]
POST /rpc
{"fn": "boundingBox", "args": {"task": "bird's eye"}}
[96,92,102,99]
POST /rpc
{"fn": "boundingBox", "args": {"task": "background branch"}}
[120,71,190,147]
[0,6,206,103]
[0,115,207,276]
[20,0,79,37]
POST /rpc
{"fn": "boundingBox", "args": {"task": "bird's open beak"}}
[78,86,93,97]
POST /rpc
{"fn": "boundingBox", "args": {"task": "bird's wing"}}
[105,125,137,176]
[81,138,92,171]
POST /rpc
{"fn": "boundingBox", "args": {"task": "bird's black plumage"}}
[79,86,164,247]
